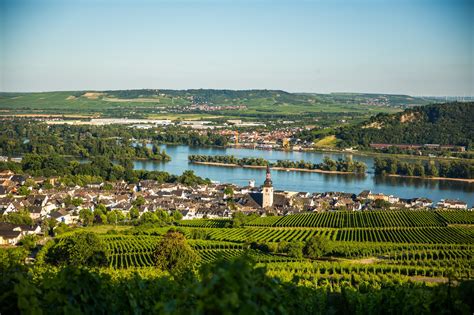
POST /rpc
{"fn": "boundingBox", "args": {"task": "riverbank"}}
[190,161,359,175]
[386,174,474,183]
[190,161,473,182]
[227,144,474,162]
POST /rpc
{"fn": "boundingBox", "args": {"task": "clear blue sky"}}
[0,0,472,95]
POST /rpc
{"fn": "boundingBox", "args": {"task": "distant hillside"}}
[0,89,436,119]
[336,102,474,148]
[299,92,439,107]
[105,89,296,104]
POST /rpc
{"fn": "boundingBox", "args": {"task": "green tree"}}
[303,236,332,258]
[41,217,57,236]
[232,211,247,228]
[46,232,108,267]
[132,195,146,207]
[138,212,160,224]
[54,222,73,235]
[106,210,124,225]
[374,199,391,209]
[4,209,33,225]
[172,210,183,221]
[129,207,140,220]
[426,161,439,177]
[286,241,304,258]
[79,208,94,226]
[223,186,234,197]
[154,230,200,274]
[18,234,38,251]
[18,186,30,196]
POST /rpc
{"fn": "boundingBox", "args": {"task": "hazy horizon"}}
[1,0,473,96]
[0,87,473,98]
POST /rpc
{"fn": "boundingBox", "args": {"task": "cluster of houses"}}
[0,169,470,245]
[215,126,312,150]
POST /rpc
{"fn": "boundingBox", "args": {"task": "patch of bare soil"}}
[83,92,104,99]
[362,122,383,129]
[400,112,417,123]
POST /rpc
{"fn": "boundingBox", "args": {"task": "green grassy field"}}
[0,90,412,119]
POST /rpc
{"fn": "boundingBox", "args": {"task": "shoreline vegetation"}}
[227,144,474,162]
[386,174,474,183]
[188,154,474,182]
[188,155,367,174]
[374,157,474,181]
[0,154,210,187]
[190,161,361,175]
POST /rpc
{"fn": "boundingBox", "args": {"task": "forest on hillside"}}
[336,102,474,149]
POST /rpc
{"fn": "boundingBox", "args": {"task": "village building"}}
[437,199,468,210]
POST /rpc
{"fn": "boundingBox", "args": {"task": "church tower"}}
[262,165,274,208]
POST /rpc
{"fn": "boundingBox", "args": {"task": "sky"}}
[0,0,472,96]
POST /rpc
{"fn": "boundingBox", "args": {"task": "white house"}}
[437,199,468,210]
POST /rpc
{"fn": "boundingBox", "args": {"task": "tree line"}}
[0,120,227,159]
[0,153,211,185]
[374,157,474,179]
[189,155,367,173]
[189,154,267,166]
[274,157,367,173]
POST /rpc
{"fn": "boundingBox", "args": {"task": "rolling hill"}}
[336,102,474,148]
[0,89,434,119]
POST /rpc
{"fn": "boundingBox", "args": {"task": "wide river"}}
[133,145,474,206]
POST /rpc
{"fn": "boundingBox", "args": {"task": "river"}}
[133,145,474,206]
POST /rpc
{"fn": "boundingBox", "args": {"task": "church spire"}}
[263,164,272,187]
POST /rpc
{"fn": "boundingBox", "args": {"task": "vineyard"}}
[101,235,304,268]
[437,210,474,225]
[47,209,473,286]
[200,227,336,243]
[243,210,474,228]
[177,226,474,245]
[101,233,472,278]
[177,219,231,228]
[264,261,472,282]
[334,226,474,244]
[244,216,281,227]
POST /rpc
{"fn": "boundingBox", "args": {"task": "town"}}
[1,167,470,245]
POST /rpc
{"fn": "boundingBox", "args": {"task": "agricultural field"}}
[176,219,231,228]
[101,235,301,268]
[0,90,406,120]
[244,210,474,228]
[63,210,474,283]
[437,210,474,225]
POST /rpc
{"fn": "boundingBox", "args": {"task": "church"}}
[261,164,274,208]
[242,165,284,211]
